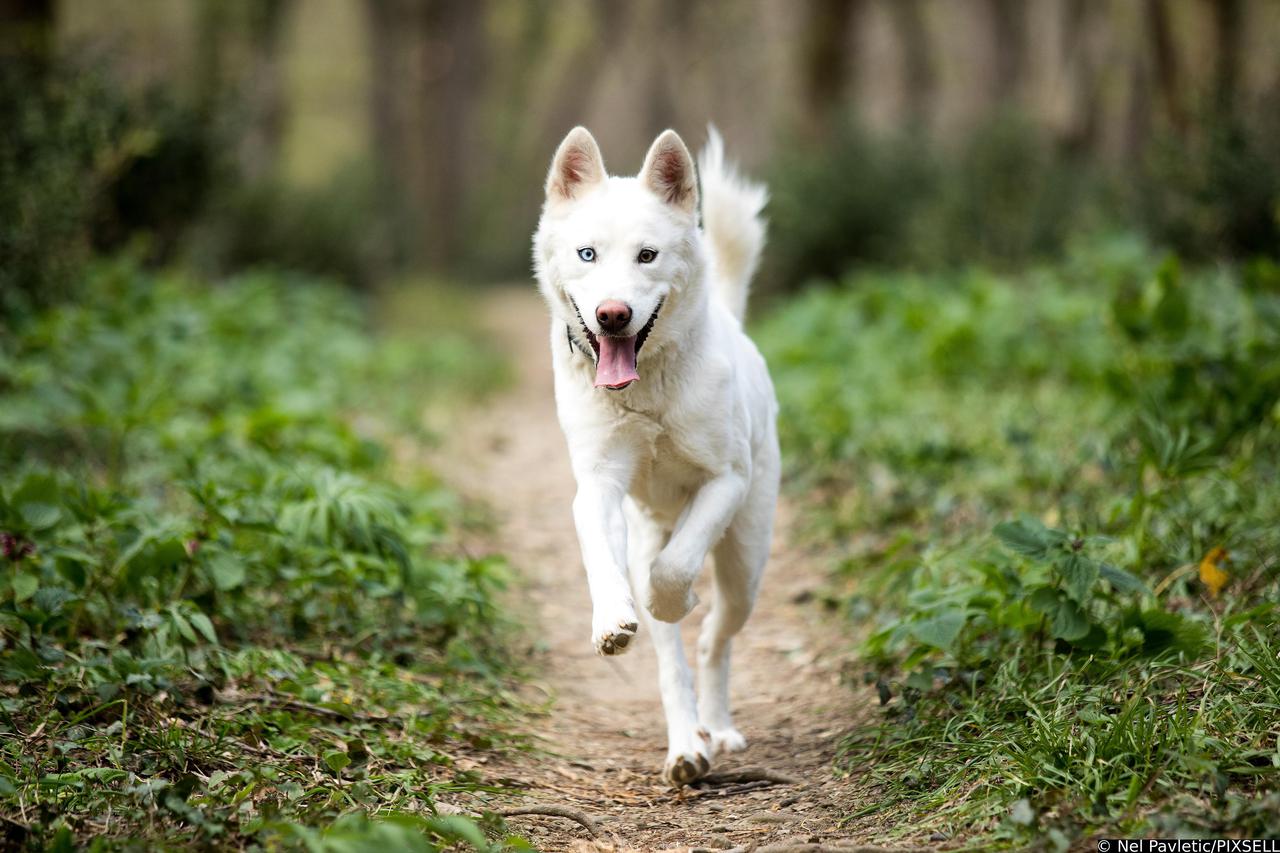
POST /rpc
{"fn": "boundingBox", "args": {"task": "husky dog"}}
[532,126,779,785]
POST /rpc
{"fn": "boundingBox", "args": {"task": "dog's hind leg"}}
[697,473,775,757]
[627,501,710,786]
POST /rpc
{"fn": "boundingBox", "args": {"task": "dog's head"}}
[533,127,702,391]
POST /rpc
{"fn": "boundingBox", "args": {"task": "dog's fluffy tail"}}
[698,126,767,322]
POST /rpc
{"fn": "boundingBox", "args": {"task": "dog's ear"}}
[546,127,606,202]
[640,130,697,213]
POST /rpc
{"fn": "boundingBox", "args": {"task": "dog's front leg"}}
[573,476,639,655]
[646,469,748,622]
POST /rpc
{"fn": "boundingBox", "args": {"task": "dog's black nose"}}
[596,300,633,334]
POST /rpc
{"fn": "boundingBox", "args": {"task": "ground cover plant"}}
[0,262,527,850]
[757,238,1280,846]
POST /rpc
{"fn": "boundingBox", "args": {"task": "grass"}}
[755,236,1280,846]
[0,261,529,850]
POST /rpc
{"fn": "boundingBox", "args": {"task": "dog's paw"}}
[647,557,699,623]
[646,585,698,623]
[593,619,638,656]
[663,747,711,787]
[592,600,639,656]
[704,726,747,756]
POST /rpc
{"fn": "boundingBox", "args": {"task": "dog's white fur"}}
[533,126,779,786]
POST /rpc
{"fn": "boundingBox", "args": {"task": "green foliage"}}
[757,239,1280,842]
[0,62,218,318]
[764,116,1105,292]
[764,109,1279,294]
[0,262,518,848]
[197,165,400,290]
[1138,103,1280,260]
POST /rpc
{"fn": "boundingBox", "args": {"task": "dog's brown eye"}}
[637,248,658,264]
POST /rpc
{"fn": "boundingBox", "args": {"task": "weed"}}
[0,261,522,849]
[757,238,1280,843]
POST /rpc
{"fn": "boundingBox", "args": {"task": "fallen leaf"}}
[1199,546,1229,598]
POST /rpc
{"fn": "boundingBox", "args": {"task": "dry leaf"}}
[1199,546,1229,598]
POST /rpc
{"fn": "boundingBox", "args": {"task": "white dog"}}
[532,126,780,786]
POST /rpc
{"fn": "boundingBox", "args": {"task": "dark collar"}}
[566,324,594,359]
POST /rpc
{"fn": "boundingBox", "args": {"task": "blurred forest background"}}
[4,1,1280,847]
[4,0,1279,313]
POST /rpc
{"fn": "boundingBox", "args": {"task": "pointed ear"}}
[546,126,606,202]
[640,129,697,213]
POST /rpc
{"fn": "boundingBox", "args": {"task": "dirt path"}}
[435,289,903,852]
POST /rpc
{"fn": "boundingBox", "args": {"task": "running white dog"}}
[532,126,780,786]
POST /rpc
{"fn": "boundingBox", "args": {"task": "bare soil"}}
[434,289,925,853]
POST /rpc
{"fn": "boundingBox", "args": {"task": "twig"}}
[496,804,601,839]
[230,692,398,725]
[695,767,801,786]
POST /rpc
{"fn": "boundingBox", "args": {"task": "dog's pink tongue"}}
[594,335,640,389]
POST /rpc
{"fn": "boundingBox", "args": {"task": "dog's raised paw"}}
[663,750,710,787]
[593,619,638,656]
[705,726,747,756]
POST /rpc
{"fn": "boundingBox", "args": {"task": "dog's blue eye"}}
[637,248,658,264]
[577,247,596,262]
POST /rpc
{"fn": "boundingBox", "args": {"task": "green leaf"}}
[187,611,217,644]
[1059,553,1100,604]
[994,517,1066,561]
[1048,597,1090,641]
[1100,563,1148,595]
[1029,588,1091,641]
[19,502,62,530]
[1127,608,1210,658]
[205,552,246,592]
[424,815,489,849]
[13,474,62,531]
[908,609,967,653]
[12,572,38,604]
[169,607,197,643]
[323,750,351,773]
[1152,254,1189,338]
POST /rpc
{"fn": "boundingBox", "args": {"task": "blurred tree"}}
[365,0,486,270]
[0,0,55,78]
[417,0,487,267]
[888,0,934,129]
[1056,0,1104,154]
[1146,0,1187,133]
[240,0,292,181]
[986,0,1028,104]
[1206,0,1242,113]
[800,0,863,139]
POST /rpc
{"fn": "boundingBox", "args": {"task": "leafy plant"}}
[0,262,520,849]
[758,240,1280,842]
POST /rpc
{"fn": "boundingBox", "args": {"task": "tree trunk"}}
[1206,0,1243,114]
[986,0,1028,106]
[415,0,486,269]
[239,0,292,181]
[800,0,863,139]
[1146,0,1186,133]
[888,0,934,129]
[1056,0,1103,155]
[0,0,56,80]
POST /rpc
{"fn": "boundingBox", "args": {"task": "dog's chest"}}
[628,424,715,520]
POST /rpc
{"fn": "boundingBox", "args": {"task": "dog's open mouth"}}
[574,300,662,391]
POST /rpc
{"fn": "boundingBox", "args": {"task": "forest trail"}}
[434,288,910,852]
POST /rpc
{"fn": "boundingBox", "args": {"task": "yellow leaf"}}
[1199,546,1229,598]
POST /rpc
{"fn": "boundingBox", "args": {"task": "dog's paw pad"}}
[706,727,747,756]
[593,620,638,656]
[663,750,710,787]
